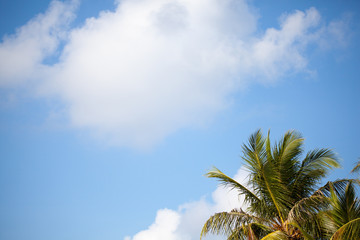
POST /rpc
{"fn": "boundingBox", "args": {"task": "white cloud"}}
[125,209,181,240]
[0,0,78,86]
[125,168,248,240]
[41,0,257,148]
[246,8,321,80]
[0,0,349,148]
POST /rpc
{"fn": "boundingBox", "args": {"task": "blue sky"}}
[0,0,359,239]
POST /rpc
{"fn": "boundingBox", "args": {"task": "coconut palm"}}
[201,129,341,240]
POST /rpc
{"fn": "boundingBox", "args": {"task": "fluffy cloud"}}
[43,0,257,148]
[0,0,77,86]
[124,168,248,240]
[246,8,320,79]
[0,0,349,148]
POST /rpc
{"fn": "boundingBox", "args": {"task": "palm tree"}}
[201,129,340,240]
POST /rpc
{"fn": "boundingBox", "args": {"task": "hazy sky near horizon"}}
[0,0,359,239]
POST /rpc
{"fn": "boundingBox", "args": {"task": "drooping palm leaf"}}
[205,167,260,205]
[200,208,264,239]
[288,195,328,223]
[287,195,329,239]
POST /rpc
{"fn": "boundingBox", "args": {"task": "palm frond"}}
[287,195,329,239]
[260,159,291,223]
[273,130,303,186]
[319,181,360,239]
[288,195,328,223]
[205,167,261,205]
[242,129,266,174]
[330,218,360,240]
[328,182,360,228]
[242,130,293,222]
[200,208,262,239]
[313,179,350,197]
[291,148,340,200]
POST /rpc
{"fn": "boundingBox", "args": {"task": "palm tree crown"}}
[201,129,340,240]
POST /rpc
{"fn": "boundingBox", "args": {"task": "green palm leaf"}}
[330,218,360,240]
[205,167,261,205]
[291,149,340,200]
